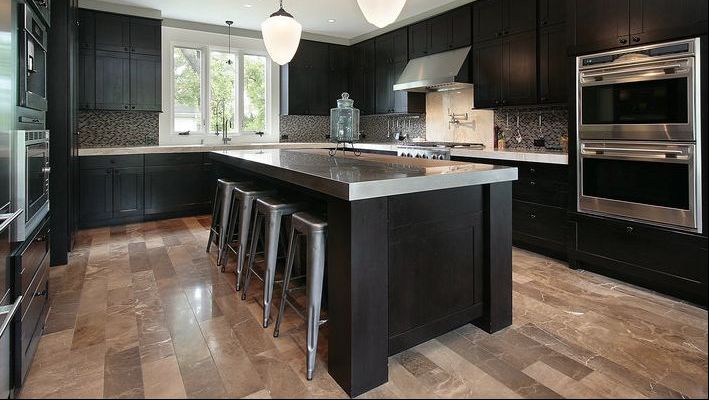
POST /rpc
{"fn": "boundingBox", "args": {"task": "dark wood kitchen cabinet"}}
[112,166,144,218]
[94,50,130,110]
[280,40,331,115]
[328,44,351,105]
[78,167,113,223]
[473,0,536,43]
[538,0,566,27]
[408,5,471,59]
[144,153,212,215]
[78,50,95,109]
[94,12,130,53]
[375,29,424,114]
[78,8,95,50]
[571,0,708,54]
[473,30,537,108]
[130,54,161,111]
[538,23,567,104]
[129,17,161,55]
[350,40,376,115]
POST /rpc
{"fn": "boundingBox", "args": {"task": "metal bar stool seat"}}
[241,196,307,328]
[273,211,328,381]
[206,179,249,266]
[222,184,277,289]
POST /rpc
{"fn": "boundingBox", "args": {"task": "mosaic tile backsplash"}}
[279,114,426,143]
[493,105,568,150]
[78,111,159,148]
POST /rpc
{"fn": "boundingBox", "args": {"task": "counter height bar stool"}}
[273,211,328,381]
[241,196,307,328]
[206,179,249,267]
[221,184,277,290]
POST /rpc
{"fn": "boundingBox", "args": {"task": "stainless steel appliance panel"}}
[578,140,701,232]
[19,3,48,112]
[0,210,22,399]
[11,130,50,241]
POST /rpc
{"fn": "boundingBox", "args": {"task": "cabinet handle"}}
[34,289,47,297]
[626,226,634,233]
[632,36,640,43]
[529,181,536,186]
[124,105,129,110]
[618,37,628,44]
[131,106,136,109]
[529,168,535,173]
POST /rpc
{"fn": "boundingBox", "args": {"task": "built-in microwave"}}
[11,130,50,241]
[578,38,699,142]
[19,3,48,112]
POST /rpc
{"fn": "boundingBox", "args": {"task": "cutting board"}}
[296,149,481,174]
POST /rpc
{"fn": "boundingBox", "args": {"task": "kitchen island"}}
[210,149,518,397]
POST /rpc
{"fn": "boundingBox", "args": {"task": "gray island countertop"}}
[210,149,518,201]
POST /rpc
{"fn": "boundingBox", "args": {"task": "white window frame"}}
[170,41,272,136]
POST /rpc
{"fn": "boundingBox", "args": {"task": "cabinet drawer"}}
[80,155,144,169]
[513,200,566,245]
[516,162,567,183]
[513,179,567,207]
[16,220,50,295]
[575,215,708,283]
[145,152,204,166]
[20,259,49,359]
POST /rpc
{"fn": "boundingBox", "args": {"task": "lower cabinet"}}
[78,153,212,228]
[12,217,50,387]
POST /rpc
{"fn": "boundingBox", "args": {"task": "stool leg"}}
[220,194,240,272]
[206,185,220,253]
[306,231,326,381]
[236,198,255,291]
[262,212,282,328]
[274,225,297,338]
[217,189,234,266]
[241,212,263,301]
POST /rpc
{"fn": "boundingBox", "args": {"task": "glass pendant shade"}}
[261,4,302,65]
[356,0,406,28]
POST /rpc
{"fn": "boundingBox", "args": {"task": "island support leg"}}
[326,197,389,397]
[475,182,513,333]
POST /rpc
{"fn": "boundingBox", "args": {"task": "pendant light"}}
[226,20,234,65]
[356,0,407,28]
[261,0,302,65]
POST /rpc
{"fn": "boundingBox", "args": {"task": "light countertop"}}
[209,149,518,201]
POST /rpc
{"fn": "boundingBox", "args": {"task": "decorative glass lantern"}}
[329,93,361,156]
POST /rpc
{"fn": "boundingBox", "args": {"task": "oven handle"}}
[581,146,691,161]
[0,296,23,338]
[0,209,24,236]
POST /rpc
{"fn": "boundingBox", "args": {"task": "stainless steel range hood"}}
[393,46,472,93]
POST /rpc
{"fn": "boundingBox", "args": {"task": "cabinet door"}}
[112,167,144,218]
[538,0,566,27]
[78,9,95,50]
[392,28,408,63]
[94,12,130,53]
[539,24,568,104]
[429,13,453,54]
[629,0,708,46]
[450,6,472,49]
[375,34,394,113]
[503,31,537,106]
[95,50,130,110]
[79,168,113,224]
[144,164,209,215]
[284,65,310,115]
[308,42,331,115]
[328,45,350,105]
[473,40,503,108]
[572,0,630,54]
[130,54,161,111]
[78,50,95,110]
[474,0,504,43]
[408,20,430,58]
[504,0,536,35]
[350,40,376,115]
[129,17,161,55]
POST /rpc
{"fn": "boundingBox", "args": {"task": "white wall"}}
[159,26,281,145]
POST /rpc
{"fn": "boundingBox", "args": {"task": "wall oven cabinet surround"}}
[19,3,48,112]
[578,39,699,142]
[579,141,701,232]
[11,130,50,242]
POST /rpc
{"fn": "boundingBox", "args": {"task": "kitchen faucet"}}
[215,99,231,144]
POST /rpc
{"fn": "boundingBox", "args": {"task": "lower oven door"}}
[578,141,701,232]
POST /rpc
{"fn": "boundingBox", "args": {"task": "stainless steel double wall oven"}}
[577,38,703,233]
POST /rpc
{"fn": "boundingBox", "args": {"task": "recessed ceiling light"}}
[327,19,336,23]
[244,4,252,7]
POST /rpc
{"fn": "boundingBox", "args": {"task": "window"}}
[172,45,271,136]
[173,47,203,133]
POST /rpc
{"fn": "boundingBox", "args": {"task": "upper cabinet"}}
[571,0,708,54]
[350,40,376,115]
[408,6,471,59]
[79,9,162,111]
[280,40,333,116]
[538,0,566,27]
[375,28,424,115]
[473,0,536,43]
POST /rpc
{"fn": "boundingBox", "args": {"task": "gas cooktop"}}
[399,142,486,150]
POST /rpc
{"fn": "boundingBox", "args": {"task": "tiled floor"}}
[18,216,708,398]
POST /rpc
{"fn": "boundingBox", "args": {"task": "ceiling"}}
[87,0,469,40]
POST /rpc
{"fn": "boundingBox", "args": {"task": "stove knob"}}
[438,155,445,160]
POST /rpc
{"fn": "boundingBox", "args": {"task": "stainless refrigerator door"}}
[1,0,19,211]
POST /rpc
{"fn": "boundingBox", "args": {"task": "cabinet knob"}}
[626,226,634,233]
[131,105,136,109]
[124,105,129,109]
[618,37,628,44]
[529,180,536,186]
[529,168,536,173]
[632,36,640,43]
[530,214,536,220]
[34,289,48,297]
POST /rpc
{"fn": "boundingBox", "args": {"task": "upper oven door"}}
[579,57,695,141]
[25,133,49,223]
[578,141,700,232]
